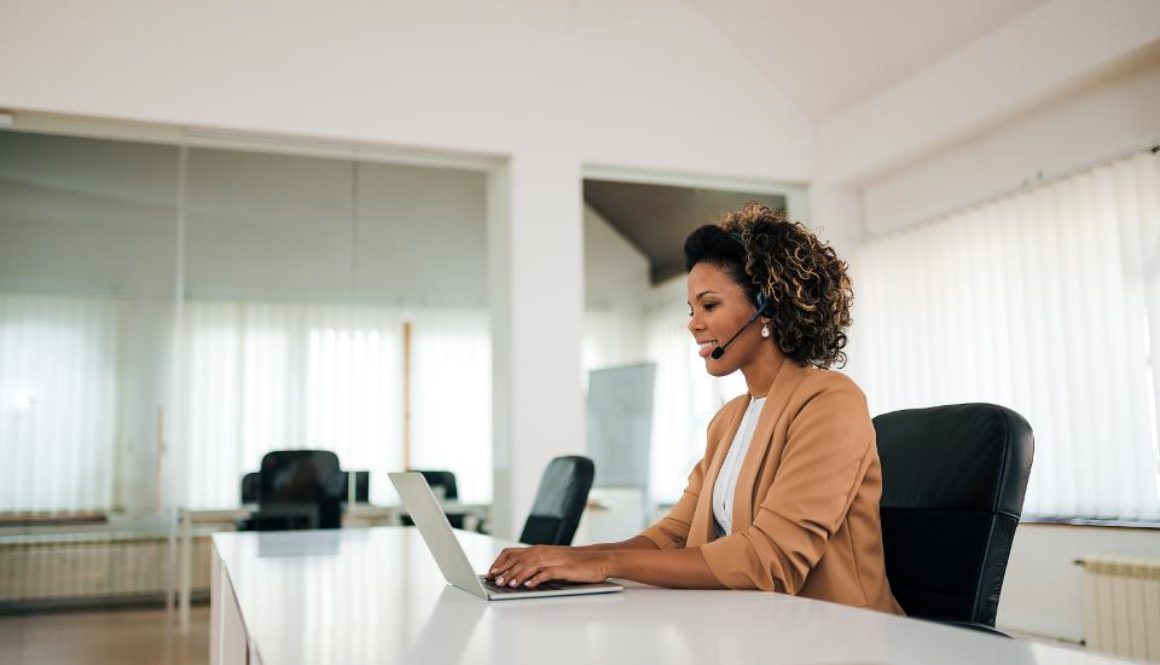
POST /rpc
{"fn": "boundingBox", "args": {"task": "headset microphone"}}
[710,310,762,359]
[709,294,770,360]
[708,233,772,361]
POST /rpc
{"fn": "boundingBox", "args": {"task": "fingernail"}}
[496,577,504,585]
[524,581,532,587]
[508,580,517,587]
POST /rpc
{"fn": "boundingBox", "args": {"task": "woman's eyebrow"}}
[687,290,718,306]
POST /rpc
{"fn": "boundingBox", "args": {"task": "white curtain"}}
[408,308,492,504]
[852,150,1160,521]
[177,301,405,507]
[0,294,124,512]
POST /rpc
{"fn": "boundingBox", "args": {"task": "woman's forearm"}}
[574,535,660,552]
[605,546,724,589]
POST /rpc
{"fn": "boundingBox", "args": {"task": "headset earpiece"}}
[754,291,771,316]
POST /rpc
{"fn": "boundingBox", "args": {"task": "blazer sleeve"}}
[638,406,730,549]
[698,377,876,593]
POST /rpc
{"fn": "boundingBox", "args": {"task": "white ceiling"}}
[687,0,1048,120]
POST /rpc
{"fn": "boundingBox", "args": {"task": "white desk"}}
[210,527,1130,665]
[177,502,486,633]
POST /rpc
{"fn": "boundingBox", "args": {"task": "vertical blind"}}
[408,308,492,504]
[177,301,494,508]
[178,301,406,507]
[853,150,1160,521]
[0,294,124,512]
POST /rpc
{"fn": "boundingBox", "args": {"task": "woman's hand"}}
[486,545,611,588]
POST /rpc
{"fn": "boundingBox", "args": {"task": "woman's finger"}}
[524,568,555,588]
[493,549,536,584]
[489,548,521,577]
[505,556,543,587]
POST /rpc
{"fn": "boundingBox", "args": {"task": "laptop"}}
[388,471,623,601]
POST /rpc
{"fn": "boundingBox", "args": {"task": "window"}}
[409,308,492,503]
[852,151,1160,521]
[178,301,405,507]
[177,301,494,508]
[0,294,125,512]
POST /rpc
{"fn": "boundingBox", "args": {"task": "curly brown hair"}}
[684,202,854,368]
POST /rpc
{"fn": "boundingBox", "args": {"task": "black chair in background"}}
[241,472,261,504]
[404,470,464,528]
[416,470,458,500]
[242,468,368,504]
[241,450,345,531]
[874,403,1034,634]
[518,456,595,546]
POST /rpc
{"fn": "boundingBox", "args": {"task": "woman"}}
[487,202,903,614]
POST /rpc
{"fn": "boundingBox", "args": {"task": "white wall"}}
[818,0,1160,186]
[1000,524,1160,642]
[0,0,813,182]
[862,47,1160,237]
[583,203,650,371]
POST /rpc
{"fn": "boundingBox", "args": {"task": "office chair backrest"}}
[257,449,344,530]
[415,470,459,501]
[518,456,595,546]
[240,472,261,503]
[874,403,1033,628]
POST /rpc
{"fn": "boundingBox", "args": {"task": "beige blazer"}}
[640,358,904,614]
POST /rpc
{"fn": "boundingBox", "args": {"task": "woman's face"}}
[687,262,767,377]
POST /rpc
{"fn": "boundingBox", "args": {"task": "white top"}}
[211,527,1129,665]
[713,396,765,534]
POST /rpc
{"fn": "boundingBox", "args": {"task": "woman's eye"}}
[704,303,717,311]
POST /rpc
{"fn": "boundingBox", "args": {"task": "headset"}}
[710,233,773,360]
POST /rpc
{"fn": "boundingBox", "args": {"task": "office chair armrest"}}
[943,620,1011,638]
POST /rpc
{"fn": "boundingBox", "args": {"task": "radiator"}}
[1080,554,1160,662]
[0,531,212,608]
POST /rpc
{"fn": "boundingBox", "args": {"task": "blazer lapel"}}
[729,358,813,532]
[687,396,747,547]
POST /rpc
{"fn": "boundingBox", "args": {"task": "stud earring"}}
[760,323,771,339]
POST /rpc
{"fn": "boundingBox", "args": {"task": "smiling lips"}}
[697,339,717,358]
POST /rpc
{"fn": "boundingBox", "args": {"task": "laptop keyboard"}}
[479,575,565,593]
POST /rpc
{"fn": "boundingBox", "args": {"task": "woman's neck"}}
[740,346,788,398]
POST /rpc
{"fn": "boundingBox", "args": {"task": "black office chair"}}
[518,456,595,546]
[401,470,465,528]
[242,450,345,531]
[241,472,261,504]
[242,469,368,503]
[416,470,459,501]
[874,403,1034,634]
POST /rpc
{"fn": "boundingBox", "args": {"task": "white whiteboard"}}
[585,363,656,489]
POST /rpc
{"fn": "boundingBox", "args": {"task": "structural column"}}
[487,150,585,539]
